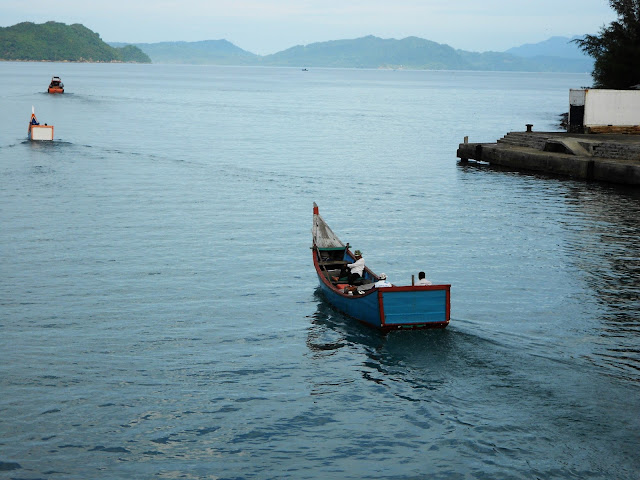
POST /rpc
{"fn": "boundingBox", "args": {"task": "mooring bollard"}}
[526,124,533,132]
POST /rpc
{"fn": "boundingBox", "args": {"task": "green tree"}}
[574,0,640,88]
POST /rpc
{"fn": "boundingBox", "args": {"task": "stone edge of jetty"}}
[457,131,640,185]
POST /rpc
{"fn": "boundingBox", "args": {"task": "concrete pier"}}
[457,131,640,185]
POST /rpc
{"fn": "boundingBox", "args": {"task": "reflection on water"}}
[562,184,640,382]
[308,288,640,478]
[307,290,383,353]
[308,289,455,399]
[566,185,640,312]
[458,160,640,383]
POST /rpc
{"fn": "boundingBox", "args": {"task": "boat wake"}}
[20,139,74,147]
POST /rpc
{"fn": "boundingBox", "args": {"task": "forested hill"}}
[0,22,150,63]
[262,36,466,69]
[261,35,592,71]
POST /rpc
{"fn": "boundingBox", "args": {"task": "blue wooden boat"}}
[312,203,451,331]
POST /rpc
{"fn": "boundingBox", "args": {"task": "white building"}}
[569,89,640,134]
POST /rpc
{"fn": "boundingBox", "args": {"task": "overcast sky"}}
[1,0,617,55]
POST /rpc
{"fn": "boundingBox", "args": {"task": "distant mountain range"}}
[111,34,593,72]
[0,21,591,72]
[505,35,589,59]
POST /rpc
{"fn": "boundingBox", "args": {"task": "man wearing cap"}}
[345,250,365,284]
[373,273,392,288]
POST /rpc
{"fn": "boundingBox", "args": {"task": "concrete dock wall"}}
[457,132,640,185]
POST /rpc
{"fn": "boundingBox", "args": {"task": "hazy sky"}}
[2,0,617,55]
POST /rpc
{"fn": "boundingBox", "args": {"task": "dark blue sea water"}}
[1,62,639,479]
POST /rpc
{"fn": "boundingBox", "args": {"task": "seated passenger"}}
[416,271,432,286]
[373,273,392,288]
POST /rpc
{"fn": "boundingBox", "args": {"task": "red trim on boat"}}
[378,290,386,327]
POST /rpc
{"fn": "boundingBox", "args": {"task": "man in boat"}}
[416,271,432,286]
[344,250,365,285]
[373,273,392,288]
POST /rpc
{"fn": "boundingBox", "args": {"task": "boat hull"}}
[314,252,450,331]
[47,87,64,94]
[28,125,54,141]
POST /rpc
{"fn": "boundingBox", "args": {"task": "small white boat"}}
[28,107,54,141]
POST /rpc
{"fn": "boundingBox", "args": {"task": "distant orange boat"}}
[47,76,64,94]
